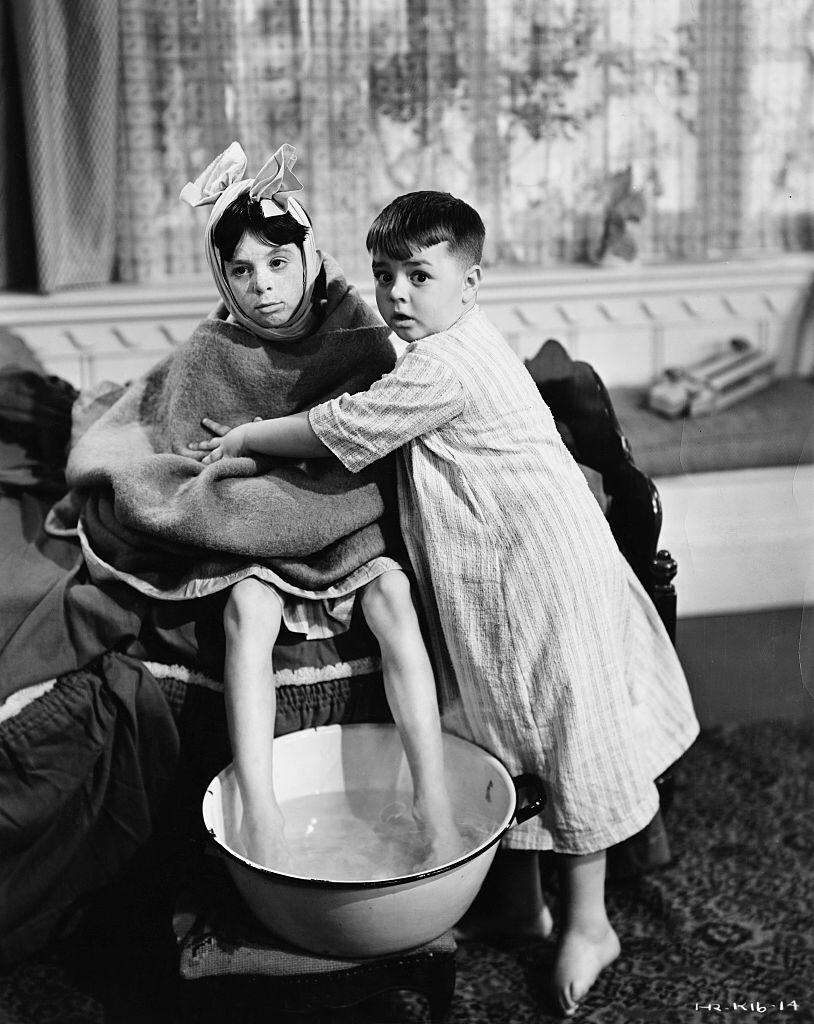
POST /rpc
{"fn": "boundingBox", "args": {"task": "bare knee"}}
[224,577,282,644]
[361,570,416,636]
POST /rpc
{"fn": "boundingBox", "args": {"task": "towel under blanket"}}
[54,257,402,595]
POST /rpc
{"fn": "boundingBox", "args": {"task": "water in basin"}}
[224,786,496,881]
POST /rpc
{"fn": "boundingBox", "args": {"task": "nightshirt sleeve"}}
[309,346,465,473]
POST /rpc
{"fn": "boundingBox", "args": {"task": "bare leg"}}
[454,848,554,941]
[553,850,620,1017]
[223,577,287,869]
[360,570,464,867]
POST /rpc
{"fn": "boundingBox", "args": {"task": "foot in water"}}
[552,920,620,1017]
[239,807,291,871]
[413,794,469,870]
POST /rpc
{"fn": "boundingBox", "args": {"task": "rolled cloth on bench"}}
[49,256,403,596]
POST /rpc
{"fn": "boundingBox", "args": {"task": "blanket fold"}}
[54,257,401,595]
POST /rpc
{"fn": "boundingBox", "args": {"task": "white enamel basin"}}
[202,722,545,957]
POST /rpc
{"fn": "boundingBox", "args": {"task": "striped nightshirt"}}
[309,305,699,854]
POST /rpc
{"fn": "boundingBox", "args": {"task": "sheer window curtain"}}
[2,0,813,293]
[117,0,238,282]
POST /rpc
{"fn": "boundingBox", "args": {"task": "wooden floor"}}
[677,605,814,727]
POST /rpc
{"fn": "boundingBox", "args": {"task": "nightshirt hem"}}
[500,786,661,855]
[498,717,699,855]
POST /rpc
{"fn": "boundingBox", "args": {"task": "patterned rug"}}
[1,719,812,1024]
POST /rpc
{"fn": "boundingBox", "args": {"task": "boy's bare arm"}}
[194,412,331,463]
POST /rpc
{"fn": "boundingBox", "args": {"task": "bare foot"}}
[552,920,620,1017]
[453,900,554,943]
[425,820,470,868]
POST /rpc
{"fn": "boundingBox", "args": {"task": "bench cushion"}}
[610,378,814,477]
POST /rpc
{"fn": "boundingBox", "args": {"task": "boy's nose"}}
[389,275,408,301]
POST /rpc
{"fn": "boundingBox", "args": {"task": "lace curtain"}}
[113,0,814,282]
[3,0,814,290]
[114,0,703,279]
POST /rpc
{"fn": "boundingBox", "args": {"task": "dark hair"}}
[213,191,310,261]
[366,191,485,267]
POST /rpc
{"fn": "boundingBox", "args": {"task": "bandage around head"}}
[180,142,321,341]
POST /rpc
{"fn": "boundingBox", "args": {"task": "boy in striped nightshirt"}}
[197,191,700,1017]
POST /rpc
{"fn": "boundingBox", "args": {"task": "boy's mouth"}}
[391,313,414,324]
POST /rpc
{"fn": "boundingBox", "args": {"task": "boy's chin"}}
[389,321,424,342]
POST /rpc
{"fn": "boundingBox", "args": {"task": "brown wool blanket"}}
[55,259,401,595]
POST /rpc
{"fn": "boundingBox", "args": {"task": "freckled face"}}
[224,235,304,329]
[371,241,476,342]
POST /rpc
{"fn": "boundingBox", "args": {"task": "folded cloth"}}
[0,362,77,497]
[50,255,403,596]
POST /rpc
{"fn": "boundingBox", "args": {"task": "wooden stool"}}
[174,861,457,1022]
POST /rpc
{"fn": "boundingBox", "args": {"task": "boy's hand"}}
[187,416,261,464]
[198,424,249,464]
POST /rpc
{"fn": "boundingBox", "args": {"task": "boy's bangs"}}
[366,224,451,261]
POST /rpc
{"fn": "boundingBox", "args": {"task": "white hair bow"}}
[180,141,304,215]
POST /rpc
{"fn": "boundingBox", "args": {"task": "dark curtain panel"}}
[0,1,35,290]
[1,0,118,293]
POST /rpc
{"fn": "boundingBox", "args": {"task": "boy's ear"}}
[462,264,482,302]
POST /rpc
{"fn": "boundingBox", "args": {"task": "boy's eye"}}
[229,265,248,278]
[270,257,287,269]
[411,272,429,284]
[374,271,392,285]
